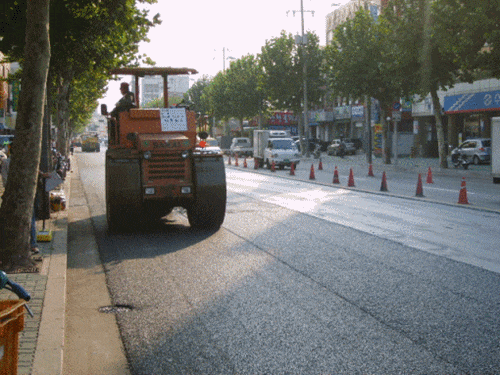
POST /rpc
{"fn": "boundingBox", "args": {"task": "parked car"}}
[450,138,491,165]
[327,139,356,156]
[344,138,362,150]
[230,137,253,157]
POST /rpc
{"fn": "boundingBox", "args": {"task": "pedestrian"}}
[339,139,346,158]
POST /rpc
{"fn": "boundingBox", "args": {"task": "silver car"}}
[451,138,491,165]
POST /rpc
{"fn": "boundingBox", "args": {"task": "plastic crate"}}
[0,300,26,375]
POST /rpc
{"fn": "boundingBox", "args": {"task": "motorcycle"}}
[451,152,470,169]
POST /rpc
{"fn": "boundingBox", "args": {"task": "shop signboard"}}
[444,90,500,113]
[351,105,364,119]
[269,111,296,126]
[333,106,350,120]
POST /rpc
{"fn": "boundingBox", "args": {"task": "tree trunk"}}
[430,88,448,168]
[0,0,50,270]
[56,70,73,156]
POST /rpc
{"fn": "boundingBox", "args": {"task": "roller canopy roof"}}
[110,67,198,76]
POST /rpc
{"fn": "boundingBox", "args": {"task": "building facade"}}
[326,0,381,45]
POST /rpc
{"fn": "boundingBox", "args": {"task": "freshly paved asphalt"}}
[0,151,495,374]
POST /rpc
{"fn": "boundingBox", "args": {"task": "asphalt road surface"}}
[76,151,500,374]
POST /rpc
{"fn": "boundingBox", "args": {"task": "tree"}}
[205,72,232,135]
[432,0,500,80]
[183,75,212,115]
[383,0,464,168]
[0,0,50,270]
[0,0,159,269]
[225,55,263,136]
[323,7,419,164]
[259,31,324,143]
[1,0,161,156]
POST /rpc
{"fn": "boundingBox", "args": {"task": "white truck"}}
[492,117,500,183]
[253,129,300,169]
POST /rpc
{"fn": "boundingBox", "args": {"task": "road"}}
[70,150,500,374]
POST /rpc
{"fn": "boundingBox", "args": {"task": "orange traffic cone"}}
[243,157,247,168]
[228,155,232,165]
[309,164,316,180]
[380,171,388,192]
[368,164,375,177]
[415,173,424,197]
[458,177,469,204]
[290,162,295,176]
[426,167,434,184]
[332,166,340,184]
[318,158,323,171]
[235,154,239,167]
[271,160,276,172]
[347,168,355,187]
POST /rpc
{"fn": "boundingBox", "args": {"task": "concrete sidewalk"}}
[0,170,69,374]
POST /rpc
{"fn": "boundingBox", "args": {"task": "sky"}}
[99,0,351,106]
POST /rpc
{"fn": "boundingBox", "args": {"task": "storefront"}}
[268,111,298,136]
[444,86,500,147]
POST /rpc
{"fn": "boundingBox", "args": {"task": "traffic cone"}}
[426,167,434,184]
[380,171,388,192]
[290,162,295,176]
[368,164,375,177]
[254,158,259,169]
[332,166,340,184]
[235,154,239,167]
[318,158,323,170]
[415,173,425,197]
[347,168,355,187]
[309,163,316,180]
[228,155,232,165]
[458,177,469,204]
[271,160,276,172]
[243,157,247,168]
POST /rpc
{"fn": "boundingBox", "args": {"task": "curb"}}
[31,166,69,374]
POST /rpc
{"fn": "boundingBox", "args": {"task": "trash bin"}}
[0,300,26,375]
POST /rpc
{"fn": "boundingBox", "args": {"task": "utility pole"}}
[288,1,314,157]
[222,47,236,71]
